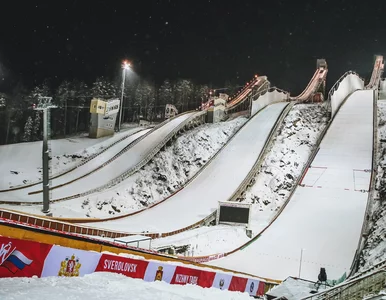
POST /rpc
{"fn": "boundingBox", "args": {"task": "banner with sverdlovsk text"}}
[0,236,267,297]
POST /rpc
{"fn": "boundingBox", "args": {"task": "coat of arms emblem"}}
[58,254,81,277]
[154,266,163,281]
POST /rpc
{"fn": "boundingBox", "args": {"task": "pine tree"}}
[56,80,72,136]
[91,77,116,99]
[75,81,88,133]
[174,79,193,111]
[22,116,33,142]
[158,79,173,106]
[32,111,41,141]
[0,93,5,108]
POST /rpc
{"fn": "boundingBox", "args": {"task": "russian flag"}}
[2,250,33,274]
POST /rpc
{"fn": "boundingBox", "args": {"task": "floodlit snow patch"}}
[0,272,251,300]
[152,225,250,256]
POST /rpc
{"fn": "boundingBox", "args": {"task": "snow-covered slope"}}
[84,102,288,232]
[0,127,141,189]
[246,103,328,233]
[2,117,247,218]
[152,104,328,256]
[1,112,197,202]
[0,272,251,300]
[209,90,373,281]
[358,99,386,271]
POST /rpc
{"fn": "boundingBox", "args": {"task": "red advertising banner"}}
[197,270,216,288]
[0,236,52,278]
[170,266,201,285]
[228,276,248,292]
[95,254,149,279]
[257,281,266,296]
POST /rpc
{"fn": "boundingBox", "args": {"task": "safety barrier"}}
[0,234,275,297]
[0,218,280,282]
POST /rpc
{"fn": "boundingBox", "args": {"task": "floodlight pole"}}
[119,67,126,132]
[42,108,50,214]
[298,248,304,278]
[34,97,56,216]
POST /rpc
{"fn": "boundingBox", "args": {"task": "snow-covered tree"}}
[174,79,193,111]
[75,81,89,133]
[158,79,173,106]
[91,77,116,99]
[0,93,6,108]
[56,80,73,136]
[22,116,33,142]
[26,80,51,107]
[32,111,41,141]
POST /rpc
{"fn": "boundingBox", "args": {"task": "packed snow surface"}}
[358,99,386,271]
[0,127,142,189]
[3,117,247,218]
[153,103,328,255]
[151,225,250,256]
[208,90,373,281]
[84,102,288,232]
[0,272,251,300]
[0,112,196,202]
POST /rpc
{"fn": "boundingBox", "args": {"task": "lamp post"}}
[33,97,57,215]
[118,60,131,132]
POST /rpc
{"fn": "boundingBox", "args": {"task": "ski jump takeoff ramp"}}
[83,102,289,233]
[208,90,374,282]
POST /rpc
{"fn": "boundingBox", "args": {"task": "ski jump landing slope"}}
[84,102,289,232]
[208,90,374,281]
[1,112,197,203]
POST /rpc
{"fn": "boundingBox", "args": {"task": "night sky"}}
[0,0,385,94]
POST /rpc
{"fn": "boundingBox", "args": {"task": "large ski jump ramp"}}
[1,112,197,202]
[208,90,374,281]
[84,102,289,232]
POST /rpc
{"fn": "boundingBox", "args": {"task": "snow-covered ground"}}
[0,126,142,189]
[151,225,250,256]
[358,99,386,271]
[245,103,328,233]
[152,103,328,256]
[0,272,251,300]
[2,117,246,218]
